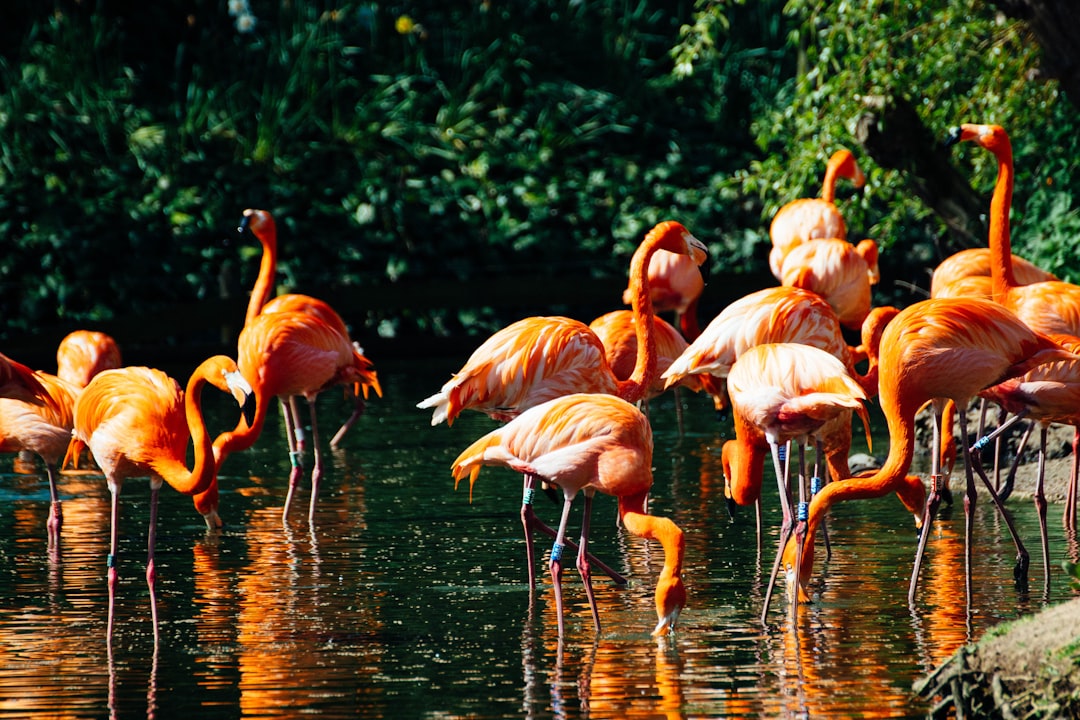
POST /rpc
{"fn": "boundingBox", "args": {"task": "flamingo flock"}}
[2,123,1079,646]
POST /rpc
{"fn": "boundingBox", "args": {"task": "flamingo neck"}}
[619,491,686,631]
[616,235,661,403]
[795,393,917,577]
[246,226,278,326]
[987,139,1017,302]
[212,385,270,464]
[154,370,217,497]
[722,435,766,507]
[820,155,844,204]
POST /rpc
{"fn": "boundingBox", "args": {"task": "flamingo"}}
[55,330,122,389]
[622,249,705,340]
[947,123,1080,337]
[0,371,79,540]
[660,286,883,415]
[236,208,381,454]
[724,342,873,622]
[451,393,686,637]
[779,297,1077,608]
[768,148,866,281]
[64,356,254,644]
[778,237,880,330]
[206,309,381,524]
[418,221,706,587]
[949,122,1080,527]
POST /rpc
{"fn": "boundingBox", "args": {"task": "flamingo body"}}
[768,149,865,280]
[451,393,686,636]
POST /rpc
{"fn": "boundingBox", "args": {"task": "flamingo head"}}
[946,123,1010,155]
[831,148,866,188]
[651,573,687,636]
[239,208,277,246]
[646,221,708,267]
[781,533,815,605]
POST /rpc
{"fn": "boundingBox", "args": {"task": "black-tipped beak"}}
[241,392,257,428]
[238,213,252,235]
[944,126,963,148]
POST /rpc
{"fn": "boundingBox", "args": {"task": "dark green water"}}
[0,357,1075,718]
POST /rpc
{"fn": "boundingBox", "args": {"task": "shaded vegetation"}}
[2,0,1079,347]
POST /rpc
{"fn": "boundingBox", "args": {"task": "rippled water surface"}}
[0,357,1076,718]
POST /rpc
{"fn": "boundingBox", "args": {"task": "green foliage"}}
[1,0,1078,344]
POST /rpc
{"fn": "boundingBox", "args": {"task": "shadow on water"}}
[0,356,1077,718]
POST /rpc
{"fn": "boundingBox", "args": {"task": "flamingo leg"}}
[282,397,303,523]
[576,491,600,633]
[329,385,366,450]
[813,440,831,560]
[522,476,626,586]
[306,395,324,524]
[958,406,977,610]
[968,444,1030,589]
[107,478,122,648]
[521,475,539,589]
[146,481,161,644]
[45,462,63,545]
[1066,429,1079,530]
[909,404,946,604]
[549,490,577,638]
[761,441,794,625]
[1035,425,1050,596]
[791,441,809,625]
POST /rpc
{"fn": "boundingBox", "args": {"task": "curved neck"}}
[987,140,1016,302]
[616,235,662,403]
[619,490,686,631]
[154,371,217,497]
[820,163,841,204]
[212,388,271,464]
[246,225,278,326]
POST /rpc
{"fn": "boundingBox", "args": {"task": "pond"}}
[0,355,1076,718]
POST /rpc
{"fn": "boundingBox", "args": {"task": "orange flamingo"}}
[724,342,872,622]
[0,371,79,540]
[237,208,381,454]
[55,330,122,389]
[419,221,706,586]
[660,286,883,414]
[947,123,1080,337]
[929,247,1056,299]
[207,309,381,524]
[0,352,47,403]
[780,297,1077,607]
[778,237,880,330]
[451,393,686,637]
[64,356,254,644]
[768,148,866,280]
[622,248,705,340]
[949,122,1080,527]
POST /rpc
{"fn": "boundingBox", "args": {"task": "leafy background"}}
[2,0,1078,356]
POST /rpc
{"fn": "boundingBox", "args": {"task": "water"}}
[0,357,1076,718]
